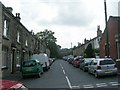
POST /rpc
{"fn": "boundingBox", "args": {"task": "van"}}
[31,53,50,71]
[22,59,43,78]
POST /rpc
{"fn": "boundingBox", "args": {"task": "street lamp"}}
[104,0,109,57]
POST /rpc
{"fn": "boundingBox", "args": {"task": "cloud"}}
[1,0,119,48]
[35,1,96,27]
[53,4,95,27]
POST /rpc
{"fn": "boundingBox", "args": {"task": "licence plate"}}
[105,70,112,73]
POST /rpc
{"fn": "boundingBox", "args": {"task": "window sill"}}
[1,66,8,70]
[25,45,28,47]
[2,35,9,40]
[17,41,21,45]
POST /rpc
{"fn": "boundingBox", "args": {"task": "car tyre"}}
[22,76,26,79]
[83,67,86,72]
[37,72,41,78]
[88,69,90,74]
[95,72,99,78]
[41,71,43,75]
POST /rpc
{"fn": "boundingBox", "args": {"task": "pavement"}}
[2,71,22,81]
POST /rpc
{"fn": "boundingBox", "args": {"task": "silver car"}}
[80,58,95,72]
[88,58,118,78]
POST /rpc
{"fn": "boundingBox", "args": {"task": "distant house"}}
[100,16,120,60]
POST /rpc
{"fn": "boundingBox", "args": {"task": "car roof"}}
[95,58,112,61]
[0,80,23,90]
[84,58,95,60]
[84,58,95,61]
[23,59,39,62]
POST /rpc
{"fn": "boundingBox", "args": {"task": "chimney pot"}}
[15,13,21,21]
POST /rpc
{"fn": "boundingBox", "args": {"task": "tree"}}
[36,29,61,58]
[84,43,95,58]
[47,42,61,58]
[36,29,57,46]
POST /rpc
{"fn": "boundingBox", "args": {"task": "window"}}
[91,61,97,65]
[23,60,36,67]
[2,48,8,69]
[16,50,20,68]
[25,40,28,46]
[100,60,114,65]
[17,32,20,43]
[3,20,9,37]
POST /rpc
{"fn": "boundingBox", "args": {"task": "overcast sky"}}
[1,0,119,48]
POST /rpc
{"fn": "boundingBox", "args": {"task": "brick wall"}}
[100,16,120,59]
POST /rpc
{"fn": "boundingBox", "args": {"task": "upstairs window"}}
[17,32,20,43]
[3,20,9,37]
[25,40,28,46]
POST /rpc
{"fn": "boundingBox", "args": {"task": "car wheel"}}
[95,72,99,78]
[46,67,48,71]
[83,67,86,72]
[88,69,90,74]
[37,72,41,78]
[41,71,44,75]
[22,75,26,79]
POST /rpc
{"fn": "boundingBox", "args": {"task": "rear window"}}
[76,59,80,61]
[100,60,114,65]
[85,59,93,63]
[23,60,36,67]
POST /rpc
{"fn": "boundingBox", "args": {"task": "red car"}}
[0,80,29,90]
[72,56,83,68]
[72,57,81,68]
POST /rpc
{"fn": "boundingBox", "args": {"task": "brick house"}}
[0,2,50,78]
[100,16,120,60]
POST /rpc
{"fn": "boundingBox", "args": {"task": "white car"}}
[88,58,118,78]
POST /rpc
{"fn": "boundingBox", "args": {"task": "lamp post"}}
[104,0,109,57]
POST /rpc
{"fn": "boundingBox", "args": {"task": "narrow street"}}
[20,60,119,89]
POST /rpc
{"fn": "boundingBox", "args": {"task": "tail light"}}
[96,66,101,69]
[77,61,80,64]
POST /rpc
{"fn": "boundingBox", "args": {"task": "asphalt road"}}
[20,59,119,89]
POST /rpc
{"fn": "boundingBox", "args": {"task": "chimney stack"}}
[97,25,102,36]
[7,7,13,13]
[16,13,21,21]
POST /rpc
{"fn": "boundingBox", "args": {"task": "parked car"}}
[88,58,118,78]
[22,59,43,78]
[80,58,95,72]
[63,56,68,61]
[72,56,83,68]
[31,53,50,71]
[0,80,29,90]
[68,57,74,64]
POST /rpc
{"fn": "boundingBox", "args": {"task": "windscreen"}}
[23,60,36,67]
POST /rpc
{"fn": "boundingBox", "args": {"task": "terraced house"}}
[0,2,49,78]
[100,16,120,60]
